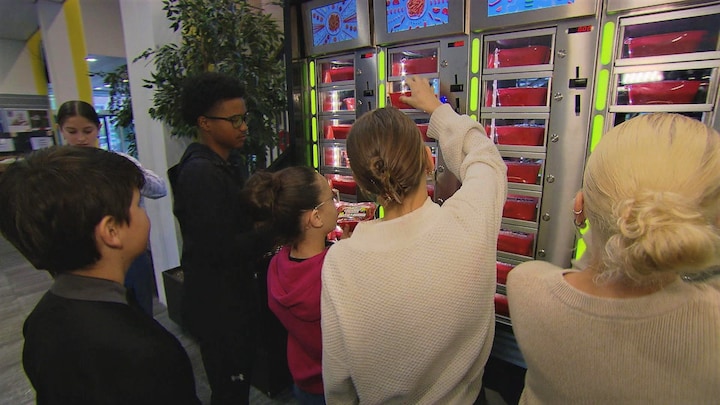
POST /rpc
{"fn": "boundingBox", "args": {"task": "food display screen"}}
[386,0,450,33]
[311,0,359,46]
[488,0,575,17]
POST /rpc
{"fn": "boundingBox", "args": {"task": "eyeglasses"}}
[314,189,340,211]
[204,112,250,128]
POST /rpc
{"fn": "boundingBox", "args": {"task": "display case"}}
[601,4,720,130]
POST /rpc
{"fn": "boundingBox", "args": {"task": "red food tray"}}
[496,262,515,285]
[391,56,437,76]
[626,80,702,105]
[417,123,431,142]
[326,174,356,195]
[486,125,544,146]
[503,194,538,221]
[625,30,708,58]
[494,294,510,317]
[426,183,434,199]
[497,230,534,256]
[487,46,551,68]
[506,161,541,184]
[486,87,548,107]
[389,92,414,109]
[344,98,355,111]
[324,124,352,140]
[323,66,354,83]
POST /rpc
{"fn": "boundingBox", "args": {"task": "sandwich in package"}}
[328,201,377,240]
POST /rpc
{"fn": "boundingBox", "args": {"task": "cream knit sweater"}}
[507,261,720,404]
[321,104,507,404]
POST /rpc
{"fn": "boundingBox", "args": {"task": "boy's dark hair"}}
[180,72,246,127]
[242,166,322,245]
[0,146,145,274]
[56,100,101,127]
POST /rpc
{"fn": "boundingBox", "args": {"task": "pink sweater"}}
[267,245,328,394]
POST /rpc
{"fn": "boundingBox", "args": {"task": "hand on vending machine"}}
[400,76,443,115]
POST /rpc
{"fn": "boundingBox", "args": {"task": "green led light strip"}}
[309,60,316,88]
[590,114,604,153]
[311,116,318,144]
[310,89,317,116]
[470,77,479,113]
[312,117,318,168]
[378,83,386,108]
[600,22,615,66]
[378,50,385,81]
[595,69,609,112]
[471,37,480,75]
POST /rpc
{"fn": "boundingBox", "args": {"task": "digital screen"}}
[488,0,575,17]
[311,0,359,46]
[386,0,450,33]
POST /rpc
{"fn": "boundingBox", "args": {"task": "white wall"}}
[0,39,42,95]
[80,0,126,58]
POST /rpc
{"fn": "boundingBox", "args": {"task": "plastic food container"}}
[486,87,548,107]
[391,56,437,76]
[496,262,515,285]
[426,183,434,199]
[503,194,539,221]
[417,123,431,142]
[505,161,541,184]
[337,201,377,232]
[497,230,535,256]
[486,125,545,146]
[624,30,708,58]
[487,46,551,68]
[494,294,510,317]
[343,97,356,111]
[389,92,414,109]
[323,66,354,83]
[324,124,352,140]
[326,174,356,195]
[626,80,703,105]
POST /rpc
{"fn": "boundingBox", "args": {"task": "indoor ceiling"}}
[0,0,124,92]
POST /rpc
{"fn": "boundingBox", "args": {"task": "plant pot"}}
[162,267,184,327]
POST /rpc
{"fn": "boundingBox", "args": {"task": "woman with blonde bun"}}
[321,76,507,404]
[507,113,720,404]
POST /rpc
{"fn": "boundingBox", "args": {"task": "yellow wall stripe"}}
[63,0,92,103]
[26,30,48,95]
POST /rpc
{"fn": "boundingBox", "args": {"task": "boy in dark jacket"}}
[0,146,200,404]
[169,72,273,404]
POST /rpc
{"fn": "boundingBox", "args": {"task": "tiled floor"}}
[0,236,508,405]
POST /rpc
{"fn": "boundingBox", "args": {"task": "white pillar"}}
[119,0,188,305]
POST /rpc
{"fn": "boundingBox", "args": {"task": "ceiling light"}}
[85,57,97,62]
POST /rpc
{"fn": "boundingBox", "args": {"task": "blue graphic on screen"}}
[312,0,359,46]
[386,0,450,33]
[488,0,575,17]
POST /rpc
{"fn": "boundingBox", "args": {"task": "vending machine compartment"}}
[615,68,711,106]
[483,117,547,147]
[485,77,550,107]
[497,229,535,257]
[486,32,554,70]
[503,194,539,222]
[496,261,516,285]
[389,46,439,77]
[388,78,440,110]
[322,143,350,169]
[320,88,357,113]
[504,157,543,185]
[322,118,354,140]
[325,173,357,196]
[320,57,355,84]
[494,293,510,317]
[618,7,720,61]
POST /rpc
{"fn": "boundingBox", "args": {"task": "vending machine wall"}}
[373,0,469,203]
[300,0,376,201]
[313,52,379,201]
[468,0,602,368]
[594,1,720,142]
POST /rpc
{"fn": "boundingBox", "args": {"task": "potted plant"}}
[135,0,286,171]
[92,64,138,157]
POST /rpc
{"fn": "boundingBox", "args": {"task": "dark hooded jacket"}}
[168,143,272,338]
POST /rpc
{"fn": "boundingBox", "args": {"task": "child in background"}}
[0,146,199,404]
[56,100,167,315]
[242,166,339,405]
